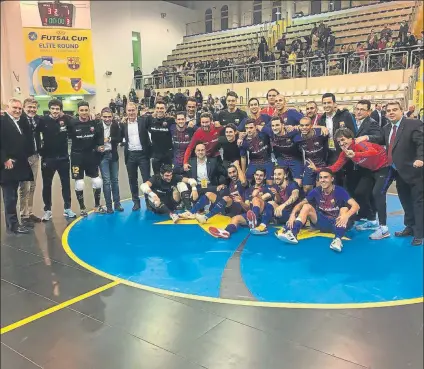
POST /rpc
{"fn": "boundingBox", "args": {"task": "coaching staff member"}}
[383,101,423,246]
[0,98,34,234]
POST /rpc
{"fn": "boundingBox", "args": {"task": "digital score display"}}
[38,2,75,27]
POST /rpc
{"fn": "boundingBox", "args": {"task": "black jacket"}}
[21,113,41,156]
[356,117,384,144]
[370,110,388,128]
[318,108,356,152]
[383,118,423,184]
[98,121,122,162]
[187,157,226,186]
[121,117,152,163]
[36,114,72,159]
[0,114,33,183]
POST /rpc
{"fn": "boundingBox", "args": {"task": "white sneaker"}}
[356,220,379,231]
[179,211,195,220]
[63,208,76,218]
[42,210,52,222]
[275,230,298,244]
[169,213,179,223]
[195,213,208,224]
[369,225,390,240]
[330,238,343,252]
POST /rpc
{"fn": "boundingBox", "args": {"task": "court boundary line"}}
[0,281,120,335]
[61,195,423,310]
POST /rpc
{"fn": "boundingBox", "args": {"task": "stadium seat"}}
[377,84,388,92]
[374,94,383,100]
[388,84,399,91]
[347,86,356,94]
[357,86,367,93]
[353,95,362,101]
[337,87,347,94]
[395,93,404,99]
[302,90,310,96]
[285,91,293,96]
[367,85,377,92]
[363,94,373,100]
[310,89,319,96]
[342,96,352,101]
[293,91,302,96]
[288,98,296,104]
[329,87,337,94]
[385,93,395,99]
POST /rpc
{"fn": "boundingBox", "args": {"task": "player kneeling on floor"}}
[140,164,197,222]
[276,168,359,252]
[179,160,248,224]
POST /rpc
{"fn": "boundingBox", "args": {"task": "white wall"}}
[90,0,197,109]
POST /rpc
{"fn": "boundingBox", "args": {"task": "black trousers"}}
[1,181,20,230]
[396,171,423,238]
[354,166,389,225]
[41,158,71,211]
[151,152,173,175]
[126,151,151,202]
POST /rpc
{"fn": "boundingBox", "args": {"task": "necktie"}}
[388,125,397,165]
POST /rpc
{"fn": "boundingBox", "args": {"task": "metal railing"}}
[142,46,423,90]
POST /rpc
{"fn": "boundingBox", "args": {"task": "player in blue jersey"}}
[276,168,360,252]
[178,160,247,223]
[208,167,271,239]
[238,97,272,131]
[249,166,302,235]
[259,117,303,186]
[294,117,329,194]
[240,119,274,184]
[170,111,196,174]
[272,94,304,126]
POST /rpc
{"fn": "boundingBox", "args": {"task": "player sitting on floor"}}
[140,164,197,222]
[208,167,270,239]
[179,160,247,224]
[276,168,360,252]
[250,166,302,235]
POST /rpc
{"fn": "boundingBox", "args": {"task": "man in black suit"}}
[0,98,34,234]
[349,100,384,225]
[121,102,151,211]
[383,101,423,246]
[19,98,42,226]
[186,142,226,197]
[370,103,388,128]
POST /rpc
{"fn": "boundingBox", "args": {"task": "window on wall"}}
[253,0,262,25]
[205,8,212,33]
[311,0,322,15]
[271,1,281,21]
[221,5,229,30]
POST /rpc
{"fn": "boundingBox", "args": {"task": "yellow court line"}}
[1,281,120,335]
[61,198,424,310]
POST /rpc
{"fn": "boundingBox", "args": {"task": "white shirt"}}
[356,119,364,130]
[196,159,208,183]
[103,122,112,151]
[325,113,334,138]
[127,121,143,151]
[7,113,22,134]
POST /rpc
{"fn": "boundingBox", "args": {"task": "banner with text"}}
[23,27,95,95]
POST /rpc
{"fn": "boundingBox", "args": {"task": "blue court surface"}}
[64,195,423,307]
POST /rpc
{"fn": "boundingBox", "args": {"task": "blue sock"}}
[252,205,260,219]
[261,203,273,226]
[292,220,303,236]
[225,224,238,234]
[190,195,209,214]
[207,197,227,218]
[335,226,346,239]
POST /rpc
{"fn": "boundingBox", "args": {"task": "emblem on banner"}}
[67,57,80,70]
[71,78,82,91]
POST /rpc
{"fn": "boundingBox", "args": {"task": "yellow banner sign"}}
[23,27,95,95]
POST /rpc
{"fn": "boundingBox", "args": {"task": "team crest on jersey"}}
[163,122,168,127]
[90,127,94,132]
[314,141,320,146]
[331,199,335,204]
[59,120,65,126]
[235,119,240,124]
[67,57,80,70]
[70,78,82,91]
[340,121,345,127]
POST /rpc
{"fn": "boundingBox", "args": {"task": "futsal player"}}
[272,94,303,126]
[170,111,196,174]
[240,119,274,185]
[250,166,302,235]
[179,160,247,223]
[140,164,198,222]
[276,168,360,252]
[238,97,271,131]
[306,127,390,240]
[294,117,329,194]
[208,167,270,239]
[68,101,106,217]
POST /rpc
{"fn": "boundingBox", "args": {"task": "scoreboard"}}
[38,2,75,28]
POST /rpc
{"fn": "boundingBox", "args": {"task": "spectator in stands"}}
[311,23,318,37]
[380,24,392,41]
[417,31,424,47]
[405,105,416,117]
[276,35,286,57]
[134,67,142,90]
[115,94,123,115]
[207,94,214,106]
[213,97,223,113]
[261,89,279,116]
[257,37,269,62]
[290,37,302,53]
[356,43,367,73]
[366,29,378,50]
[129,88,137,103]
[122,95,128,112]
[264,51,275,62]
[288,50,297,66]
[371,103,388,127]
[405,32,417,48]
[305,101,321,126]
[398,21,408,44]
[109,99,116,114]
[194,88,203,107]
[324,31,336,55]
[317,22,326,37]
[174,89,186,111]
[311,31,319,53]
